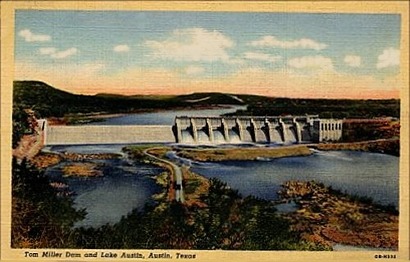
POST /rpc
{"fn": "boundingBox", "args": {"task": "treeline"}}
[234,96,400,119]
[342,120,400,142]
[11,159,326,250]
[14,80,400,120]
[13,81,243,118]
[71,178,326,250]
[12,106,31,148]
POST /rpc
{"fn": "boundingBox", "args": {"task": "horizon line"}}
[13,79,400,101]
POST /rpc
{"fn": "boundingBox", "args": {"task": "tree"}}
[12,105,30,148]
[11,158,86,248]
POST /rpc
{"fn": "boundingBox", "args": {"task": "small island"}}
[62,162,103,178]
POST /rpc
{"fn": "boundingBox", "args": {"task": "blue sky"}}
[14,10,401,98]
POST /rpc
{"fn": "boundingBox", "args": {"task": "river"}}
[44,106,399,230]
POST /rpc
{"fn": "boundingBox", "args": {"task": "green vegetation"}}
[233,95,400,119]
[13,80,400,136]
[342,119,400,142]
[12,105,31,148]
[14,80,399,120]
[12,147,396,250]
[280,181,398,248]
[11,158,85,248]
[122,144,168,161]
[69,178,325,250]
[183,179,202,195]
[11,150,324,250]
[315,139,400,156]
[12,81,400,149]
[13,81,243,119]
[176,145,312,162]
[11,80,400,249]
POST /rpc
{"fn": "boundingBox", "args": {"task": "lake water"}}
[87,105,247,125]
[190,150,399,207]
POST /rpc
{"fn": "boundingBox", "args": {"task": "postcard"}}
[1,1,409,262]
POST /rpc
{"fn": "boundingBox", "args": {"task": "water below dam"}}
[44,144,163,228]
[190,150,399,207]
[42,106,399,245]
[44,145,399,229]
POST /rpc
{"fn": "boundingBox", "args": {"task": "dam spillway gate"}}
[173,115,342,144]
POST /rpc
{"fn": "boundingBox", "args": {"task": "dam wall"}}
[45,125,174,145]
[41,115,343,146]
[174,115,343,144]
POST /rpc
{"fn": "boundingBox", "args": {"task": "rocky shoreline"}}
[278,181,398,250]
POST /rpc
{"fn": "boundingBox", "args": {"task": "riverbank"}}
[279,181,398,249]
[26,143,398,250]
[181,167,209,207]
[137,151,398,250]
[176,145,313,162]
[313,139,399,156]
[123,145,176,203]
[174,139,399,162]
[31,151,122,169]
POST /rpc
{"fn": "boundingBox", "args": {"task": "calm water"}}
[190,150,399,207]
[45,145,163,228]
[45,108,399,230]
[88,105,247,125]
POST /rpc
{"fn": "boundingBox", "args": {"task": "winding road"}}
[143,148,185,203]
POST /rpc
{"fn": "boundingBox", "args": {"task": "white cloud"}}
[249,36,327,51]
[184,66,205,75]
[15,60,399,99]
[243,52,282,63]
[39,47,57,55]
[145,28,234,62]
[288,55,333,70]
[39,47,78,59]
[114,45,130,52]
[377,48,400,69]
[18,29,51,42]
[344,55,361,67]
[51,48,77,59]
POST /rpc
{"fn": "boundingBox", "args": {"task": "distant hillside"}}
[13,81,400,119]
[234,95,400,119]
[13,81,244,118]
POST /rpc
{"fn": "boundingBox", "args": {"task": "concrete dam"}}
[44,125,175,145]
[174,115,342,144]
[41,115,342,145]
